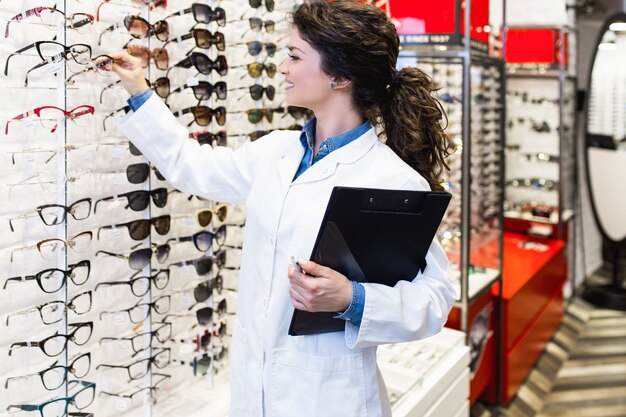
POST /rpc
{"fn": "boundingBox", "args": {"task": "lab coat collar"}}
[276,127,378,190]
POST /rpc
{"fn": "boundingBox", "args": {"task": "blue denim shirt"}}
[294,118,371,326]
[127,88,153,112]
[129,92,369,326]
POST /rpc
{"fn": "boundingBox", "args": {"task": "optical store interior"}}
[1,0,626,416]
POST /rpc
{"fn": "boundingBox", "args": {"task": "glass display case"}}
[504,27,578,239]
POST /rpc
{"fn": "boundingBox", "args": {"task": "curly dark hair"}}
[292,0,451,191]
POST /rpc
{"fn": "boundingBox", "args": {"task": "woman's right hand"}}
[107,51,149,96]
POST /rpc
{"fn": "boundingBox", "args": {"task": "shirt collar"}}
[299,117,372,152]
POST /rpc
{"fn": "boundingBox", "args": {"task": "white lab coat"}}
[119,94,456,417]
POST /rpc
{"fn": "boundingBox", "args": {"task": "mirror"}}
[583,12,626,310]
[585,12,626,244]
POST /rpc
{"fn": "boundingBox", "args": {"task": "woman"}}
[110,1,455,416]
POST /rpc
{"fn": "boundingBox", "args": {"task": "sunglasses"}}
[97,215,171,240]
[286,106,315,120]
[168,53,228,77]
[195,204,228,227]
[127,44,169,70]
[232,84,275,101]
[99,15,169,45]
[169,251,225,276]
[126,162,165,184]
[165,3,226,26]
[249,0,275,12]
[234,62,276,78]
[193,277,224,303]
[243,108,282,124]
[166,225,226,252]
[96,245,168,270]
[191,130,228,147]
[173,106,226,127]
[236,41,277,57]
[3,260,90,293]
[167,29,225,51]
[94,188,168,214]
[168,81,227,102]
[248,17,275,33]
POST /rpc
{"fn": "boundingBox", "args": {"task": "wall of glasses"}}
[0,0,306,416]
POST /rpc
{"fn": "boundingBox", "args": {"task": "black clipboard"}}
[288,186,452,336]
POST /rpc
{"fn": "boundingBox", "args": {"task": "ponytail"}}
[292,1,451,192]
[378,67,451,192]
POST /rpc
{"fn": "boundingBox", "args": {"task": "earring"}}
[330,83,335,89]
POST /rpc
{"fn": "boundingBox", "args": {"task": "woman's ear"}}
[330,77,351,90]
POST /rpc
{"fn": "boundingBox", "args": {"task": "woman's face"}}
[278,28,334,109]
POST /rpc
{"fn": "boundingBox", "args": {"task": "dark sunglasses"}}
[193,277,224,303]
[165,3,226,26]
[126,162,165,184]
[94,188,168,214]
[191,130,227,147]
[231,84,275,101]
[97,215,171,240]
[3,260,90,293]
[168,52,228,77]
[166,225,226,252]
[169,251,225,276]
[95,245,169,270]
[167,29,225,51]
[168,81,227,103]
[238,41,276,57]
[249,0,274,12]
[172,105,226,127]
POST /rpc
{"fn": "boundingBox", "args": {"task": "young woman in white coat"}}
[109,1,456,415]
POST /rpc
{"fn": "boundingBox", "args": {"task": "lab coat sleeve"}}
[117,93,278,204]
[344,175,457,349]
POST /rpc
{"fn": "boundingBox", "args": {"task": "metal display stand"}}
[396,0,506,403]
